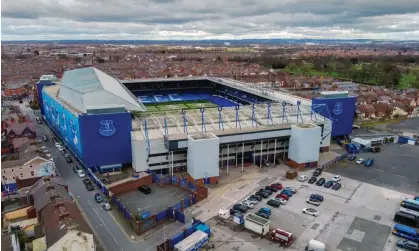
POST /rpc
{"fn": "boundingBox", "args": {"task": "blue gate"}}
[175,210,185,224]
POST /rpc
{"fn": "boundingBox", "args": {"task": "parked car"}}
[276,193,289,201]
[369,147,381,153]
[396,240,419,250]
[313,168,323,177]
[249,195,262,201]
[255,211,270,219]
[316,178,326,186]
[274,197,288,205]
[94,193,104,203]
[85,183,94,191]
[233,204,248,213]
[267,199,281,208]
[302,208,319,217]
[271,183,283,190]
[348,155,356,161]
[356,158,365,164]
[65,156,73,163]
[265,186,278,192]
[102,202,112,211]
[306,198,321,206]
[332,183,342,190]
[73,166,81,173]
[42,135,48,141]
[76,169,85,178]
[138,185,151,194]
[299,175,308,182]
[283,187,297,194]
[280,190,293,197]
[36,117,42,124]
[83,179,92,186]
[324,180,334,188]
[230,209,241,215]
[258,208,271,215]
[241,200,255,209]
[310,194,324,202]
[52,137,58,144]
[259,189,273,195]
[308,176,317,184]
[255,191,270,198]
[332,175,342,182]
[365,158,374,167]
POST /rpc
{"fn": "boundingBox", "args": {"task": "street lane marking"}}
[89,200,124,251]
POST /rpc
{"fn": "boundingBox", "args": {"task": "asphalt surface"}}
[327,143,419,195]
[388,117,419,134]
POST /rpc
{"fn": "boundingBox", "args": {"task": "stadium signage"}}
[99,120,116,137]
[332,102,343,116]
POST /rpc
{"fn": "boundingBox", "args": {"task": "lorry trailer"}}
[244,213,270,235]
[174,230,209,251]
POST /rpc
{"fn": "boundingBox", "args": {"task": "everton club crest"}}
[99,120,116,137]
[332,102,343,116]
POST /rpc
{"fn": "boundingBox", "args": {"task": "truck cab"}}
[271,228,293,246]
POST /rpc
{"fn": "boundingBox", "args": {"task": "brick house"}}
[6,122,36,139]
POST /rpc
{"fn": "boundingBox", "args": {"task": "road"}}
[27,106,137,251]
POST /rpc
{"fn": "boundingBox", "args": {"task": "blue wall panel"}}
[312,96,356,136]
[42,90,83,157]
[79,112,132,167]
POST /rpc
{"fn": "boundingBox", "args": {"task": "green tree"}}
[398,74,417,90]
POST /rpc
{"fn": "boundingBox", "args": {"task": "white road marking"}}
[88,200,124,251]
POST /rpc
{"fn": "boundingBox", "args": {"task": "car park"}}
[233,204,248,213]
[348,155,356,161]
[102,202,112,211]
[274,197,288,205]
[280,190,293,197]
[299,175,308,182]
[302,208,319,217]
[396,240,419,250]
[306,198,321,206]
[267,199,281,208]
[249,195,262,201]
[356,158,365,164]
[332,175,342,182]
[94,193,104,203]
[255,211,270,219]
[316,178,326,186]
[271,183,283,190]
[308,176,317,184]
[255,191,270,198]
[76,169,85,178]
[258,208,271,215]
[310,194,324,202]
[283,187,297,194]
[365,158,374,167]
[138,185,151,194]
[276,193,289,201]
[313,168,322,177]
[265,185,278,192]
[332,183,342,190]
[324,180,334,188]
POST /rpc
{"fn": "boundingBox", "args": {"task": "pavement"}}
[327,143,419,195]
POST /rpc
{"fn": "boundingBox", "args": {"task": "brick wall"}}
[109,175,152,196]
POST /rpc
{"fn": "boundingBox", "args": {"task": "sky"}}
[2,0,419,41]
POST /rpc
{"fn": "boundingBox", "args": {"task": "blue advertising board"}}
[42,90,83,157]
[312,96,356,136]
[79,112,132,167]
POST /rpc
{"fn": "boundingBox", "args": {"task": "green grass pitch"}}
[144,100,218,113]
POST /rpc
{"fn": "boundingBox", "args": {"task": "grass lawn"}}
[144,100,217,113]
[359,118,405,127]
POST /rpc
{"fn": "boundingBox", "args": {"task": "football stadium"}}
[37,67,356,183]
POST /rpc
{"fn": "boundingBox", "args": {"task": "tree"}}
[398,74,417,90]
[350,58,359,65]
[34,50,39,56]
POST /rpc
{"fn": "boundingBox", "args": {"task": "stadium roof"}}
[58,67,146,113]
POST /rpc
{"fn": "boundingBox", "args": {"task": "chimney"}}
[43,177,51,182]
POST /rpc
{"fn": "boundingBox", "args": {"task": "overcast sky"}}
[2,0,419,41]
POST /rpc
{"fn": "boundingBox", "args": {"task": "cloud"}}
[1,0,419,40]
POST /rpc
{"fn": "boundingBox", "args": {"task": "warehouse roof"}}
[58,67,146,113]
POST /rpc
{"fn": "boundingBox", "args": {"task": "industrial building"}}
[37,67,356,183]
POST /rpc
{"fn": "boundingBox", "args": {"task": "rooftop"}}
[57,67,146,113]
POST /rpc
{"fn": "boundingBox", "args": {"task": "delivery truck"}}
[174,230,209,251]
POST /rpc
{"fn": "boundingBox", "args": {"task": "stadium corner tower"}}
[37,67,354,183]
